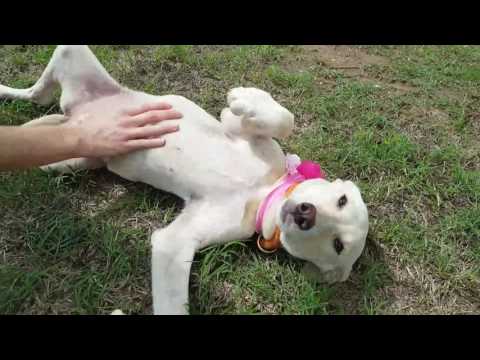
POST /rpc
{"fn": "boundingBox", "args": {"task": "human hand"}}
[69,102,182,158]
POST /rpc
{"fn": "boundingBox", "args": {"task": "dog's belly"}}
[109,131,275,199]
[82,91,285,200]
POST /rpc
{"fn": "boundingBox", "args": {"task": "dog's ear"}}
[301,262,352,284]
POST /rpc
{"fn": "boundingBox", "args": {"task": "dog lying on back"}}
[0,46,369,314]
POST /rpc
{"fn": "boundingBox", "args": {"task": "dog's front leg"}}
[150,203,205,315]
[150,200,249,315]
[151,234,195,315]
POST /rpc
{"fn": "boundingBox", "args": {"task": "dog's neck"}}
[241,173,286,236]
[258,174,289,240]
[241,155,326,245]
[255,156,326,253]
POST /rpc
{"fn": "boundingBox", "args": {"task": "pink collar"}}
[255,154,326,234]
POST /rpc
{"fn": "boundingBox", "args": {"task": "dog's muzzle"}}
[281,200,316,231]
[293,202,316,230]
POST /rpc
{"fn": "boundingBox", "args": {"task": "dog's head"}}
[275,178,369,283]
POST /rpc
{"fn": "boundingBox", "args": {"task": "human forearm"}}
[0,126,82,170]
[0,102,182,172]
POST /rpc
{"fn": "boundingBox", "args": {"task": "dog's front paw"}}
[227,87,271,117]
[226,87,294,138]
[111,309,125,315]
[227,87,260,117]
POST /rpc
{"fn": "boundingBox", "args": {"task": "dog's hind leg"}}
[40,157,105,174]
[21,114,69,128]
[0,45,122,115]
[0,70,58,106]
[0,47,65,106]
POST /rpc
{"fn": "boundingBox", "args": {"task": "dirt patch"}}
[280,45,387,75]
[353,76,416,94]
[302,45,388,69]
[282,45,416,94]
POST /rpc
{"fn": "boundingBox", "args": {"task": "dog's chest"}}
[162,132,285,196]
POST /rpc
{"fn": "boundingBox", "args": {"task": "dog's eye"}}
[338,195,347,208]
[334,237,344,255]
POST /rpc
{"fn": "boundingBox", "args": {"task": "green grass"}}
[0,45,479,314]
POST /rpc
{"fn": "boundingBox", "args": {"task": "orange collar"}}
[256,182,299,254]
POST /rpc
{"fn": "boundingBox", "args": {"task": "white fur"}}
[0,46,369,315]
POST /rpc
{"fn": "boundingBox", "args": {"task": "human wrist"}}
[62,125,87,158]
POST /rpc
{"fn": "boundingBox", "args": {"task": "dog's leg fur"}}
[0,45,122,114]
[150,204,202,315]
[40,158,105,173]
[150,200,250,315]
[21,114,69,128]
[151,227,196,315]
[0,80,57,107]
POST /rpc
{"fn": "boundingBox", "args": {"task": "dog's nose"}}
[294,202,316,230]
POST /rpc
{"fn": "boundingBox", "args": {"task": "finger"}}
[125,137,168,151]
[123,110,183,128]
[125,102,173,116]
[127,124,180,140]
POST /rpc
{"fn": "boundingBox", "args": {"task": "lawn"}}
[0,45,479,314]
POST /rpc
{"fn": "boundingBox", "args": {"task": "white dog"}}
[0,45,369,315]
